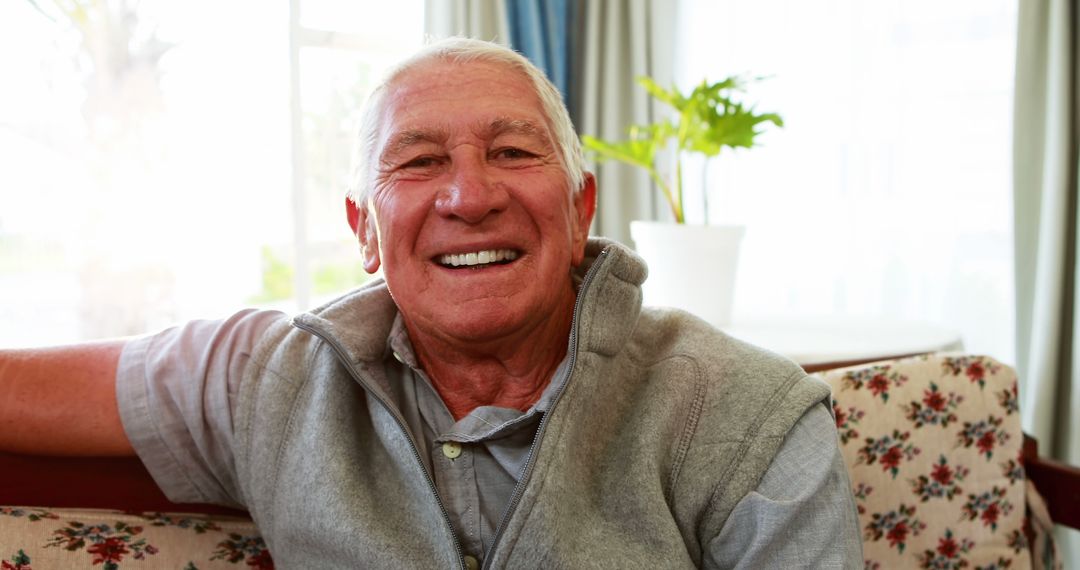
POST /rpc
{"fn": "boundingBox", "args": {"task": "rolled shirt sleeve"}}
[116,308,285,507]
[705,402,864,569]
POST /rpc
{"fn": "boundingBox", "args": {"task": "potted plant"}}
[582,76,782,325]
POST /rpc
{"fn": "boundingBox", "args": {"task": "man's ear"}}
[571,173,597,266]
[345,196,381,274]
[346,195,362,235]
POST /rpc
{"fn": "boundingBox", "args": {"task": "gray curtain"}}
[576,0,675,244]
[425,0,510,44]
[1013,0,1079,563]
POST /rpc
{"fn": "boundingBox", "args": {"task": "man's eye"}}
[401,156,440,169]
[493,147,535,160]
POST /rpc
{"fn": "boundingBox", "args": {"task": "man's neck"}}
[404,300,576,422]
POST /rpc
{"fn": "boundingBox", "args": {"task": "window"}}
[0,1,422,346]
[676,0,1017,362]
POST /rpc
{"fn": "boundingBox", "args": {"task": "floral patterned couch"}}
[812,354,1067,570]
[0,508,269,570]
[0,353,1074,569]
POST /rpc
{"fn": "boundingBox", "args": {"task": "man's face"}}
[354,60,595,344]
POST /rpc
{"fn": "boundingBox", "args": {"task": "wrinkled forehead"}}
[374,59,555,150]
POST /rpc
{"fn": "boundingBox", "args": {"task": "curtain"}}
[575,0,675,244]
[1013,0,1079,563]
[504,0,572,102]
[424,0,510,45]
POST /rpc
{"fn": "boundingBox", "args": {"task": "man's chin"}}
[404,298,552,348]
[428,306,526,342]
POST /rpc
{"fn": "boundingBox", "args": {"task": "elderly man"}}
[0,38,861,568]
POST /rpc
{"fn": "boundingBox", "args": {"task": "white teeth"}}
[438,249,519,267]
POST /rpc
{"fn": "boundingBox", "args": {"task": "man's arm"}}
[0,340,134,456]
[705,402,864,568]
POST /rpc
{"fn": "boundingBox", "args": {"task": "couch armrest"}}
[0,451,247,517]
[1023,434,1080,530]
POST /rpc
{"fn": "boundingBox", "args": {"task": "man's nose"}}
[435,157,510,223]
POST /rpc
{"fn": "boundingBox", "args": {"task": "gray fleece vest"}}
[232,238,831,569]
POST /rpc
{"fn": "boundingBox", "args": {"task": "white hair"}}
[345,37,586,206]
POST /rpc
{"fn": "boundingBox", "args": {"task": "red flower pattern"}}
[917,528,974,569]
[886,521,909,547]
[212,533,274,568]
[942,355,1001,389]
[247,549,275,569]
[1,551,31,570]
[87,538,128,565]
[865,503,925,553]
[932,463,953,485]
[881,446,904,471]
[857,430,920,478]
[868,375,889,396]
[924,390,946,411]
[903,382,963,428]
[981,503,1001,527]
[962,486,1013,531]
[44,520,157,568]
[840,365,907,402]
[958,415,1009,460]
[937,535,959,558]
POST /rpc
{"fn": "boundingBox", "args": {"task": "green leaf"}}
[636,76,684,110]
[581,73,782,222]
[582,134,657,170]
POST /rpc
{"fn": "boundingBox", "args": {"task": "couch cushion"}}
[0,507,270,569]
[814,354,1030,569]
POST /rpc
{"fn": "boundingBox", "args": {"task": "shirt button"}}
[463,555,479,570]
[442,442,462,459]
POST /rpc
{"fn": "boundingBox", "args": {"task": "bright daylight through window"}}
[676,0,1017,363]
[0,0,423,347]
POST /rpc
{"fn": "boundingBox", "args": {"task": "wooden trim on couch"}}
[0,451,248,517]
[1023,435,1080,530]
[801,352,927,374]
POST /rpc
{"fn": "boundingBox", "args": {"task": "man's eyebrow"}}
[382,127,449,159]
[485,117,545,139]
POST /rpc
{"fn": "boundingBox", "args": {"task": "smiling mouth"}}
[436,249,520,268]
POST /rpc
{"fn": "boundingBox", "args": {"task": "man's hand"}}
[0,341,135,456]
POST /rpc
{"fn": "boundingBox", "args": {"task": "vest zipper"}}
[292,319,467,570]
[481,248,610,569]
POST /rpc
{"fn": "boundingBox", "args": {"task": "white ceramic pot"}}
[629,221,745,326]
